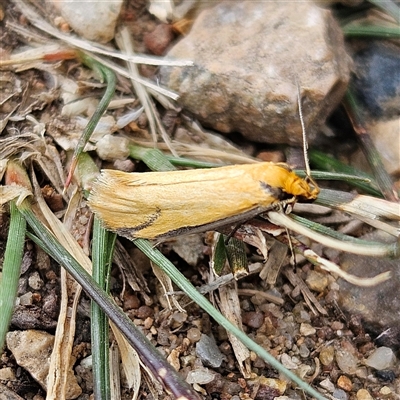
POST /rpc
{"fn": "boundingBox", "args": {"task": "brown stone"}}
[160,0,351,144]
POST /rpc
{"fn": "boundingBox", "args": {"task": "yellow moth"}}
[88,162,319,240]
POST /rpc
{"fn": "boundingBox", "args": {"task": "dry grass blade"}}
[81,51,181,100]
[116,27,177,153]
[109,342,122,400]
[131,139,256,165]
[151,262,186,313]
[0,185,32,209]
[29,174,89,399]
[208,233,251,378]
[259,240,289,285]
[218,281,252,378]
[284,268,327,316]
[303,248,391,287]
[110,322,141,400]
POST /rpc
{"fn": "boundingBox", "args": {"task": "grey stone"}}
[196,334,225,368]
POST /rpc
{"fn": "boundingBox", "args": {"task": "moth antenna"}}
[295,80,312,180]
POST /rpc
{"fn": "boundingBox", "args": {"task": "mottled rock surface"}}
[49,0,123,43]
[6,330,82,399]
[160,1,352,144]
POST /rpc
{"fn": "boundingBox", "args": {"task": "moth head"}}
[284,174,319,202]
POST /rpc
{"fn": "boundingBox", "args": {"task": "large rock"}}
[48,0,123,43]
[160,1,352,144]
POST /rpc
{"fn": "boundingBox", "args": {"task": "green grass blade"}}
[309,150,382,196]
[367,0,400,24]
[0,201,27,350]
[128,145,176,171]
[343,23,400,38]
[91,218,116,400]
[65,54,117,187]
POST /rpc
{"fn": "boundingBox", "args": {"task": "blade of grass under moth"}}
[367,0,400,24]
[128,145,176,171]
[317,188,400,222]
[17,199,201,400]
[308,151,382,197]
[91,217,117,400]
[0,201,27,350]
[133,239,327,400]
[343,89,398,201]
[65,54,117,188]
[342,23,400,38]
[267,211,398,258]
[291,214,394,246]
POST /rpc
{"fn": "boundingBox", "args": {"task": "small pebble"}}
[80,355,93,368]
[167,348,180,371]
[96,135,130,161]
[299,310,311,323]
[56,0,123,43]
[136,305,154,319]
[19,292,33,306]
[379,386,392,395]
[187,327,202,343]
[356,389,374,400]
[331,321,345,331]
[144,23,174,55]
[242,311,264,329]
[299,343,310,358]
[171,311,187,325]
[337,375,353,392]
[280,353,299,370]
[196,334,224,368]
[336,349,358,375]
[299,322,316,336]
[181,354,196,368]
[186,367,216,385]
[320,345,335,366]
[319,377,335,392]
[123,292,140,310]
[143,317,153,330]
[306,270,329,292]
[297,364,312,380]
[364,347,396,370]
[0,367,16,381]
[332,388,348,400]
[28,272,43,290]
[374,369,396,382]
